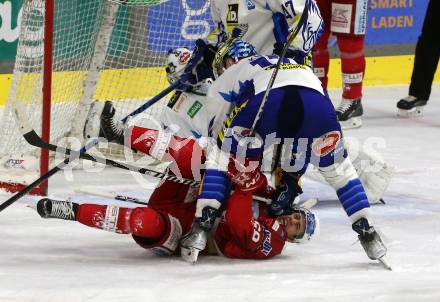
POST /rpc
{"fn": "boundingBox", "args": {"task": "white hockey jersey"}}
[162,55,323,151]
[207,55,325,138]
[161,80,221,145]
[209,0,323,56]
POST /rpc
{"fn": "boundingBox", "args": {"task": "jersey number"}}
[252,221,261,243]
[281,0,296,20]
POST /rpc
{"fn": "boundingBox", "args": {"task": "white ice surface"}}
[1,85,440,302]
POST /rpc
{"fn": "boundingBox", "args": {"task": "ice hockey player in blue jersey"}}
[180,38,388,266]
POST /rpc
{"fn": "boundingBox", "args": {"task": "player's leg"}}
[36,198,185,256]
[330,0,368,129]
[84,101,204,179]
[397,0,440,116]
[305,146,392,204]
[129,124,204,180]
[290,86,386,260]
[313,0,332,88]
[83,101,125,144]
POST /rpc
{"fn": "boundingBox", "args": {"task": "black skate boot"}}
[83,101,126,144]
[397,96,427,117]
[37,198,79,221]
[99,101,126,144]
[352,217,387,261]
[336,98,363,129]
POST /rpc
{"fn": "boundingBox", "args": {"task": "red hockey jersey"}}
[213,190,287,259]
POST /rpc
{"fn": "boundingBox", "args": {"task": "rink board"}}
[1,54,440,107]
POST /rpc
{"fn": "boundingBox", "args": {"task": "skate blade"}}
[369,198,386,205]
[83,101,105,139]
[397,107,423,118]
[180,246,201,264]
[378,256,392,271]
[25,203,37,210]
[340,117,362,129]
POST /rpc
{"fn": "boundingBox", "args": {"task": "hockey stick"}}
[250,0,311,135]
[0,82,181,213]
[76,185,320,209]
[121,80,180,123]
[75,187,149,206]
[76,185,273,206]
[24,130,199,184]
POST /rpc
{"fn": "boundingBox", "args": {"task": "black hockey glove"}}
[268,172,303,217]
[181,39,216,86]
[272,42,313,68]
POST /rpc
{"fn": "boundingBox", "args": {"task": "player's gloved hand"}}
[253,180,275,199]
[181,39,216,86]
[227,156,266,192]
[268,172,303,217]
[272,43,313,68]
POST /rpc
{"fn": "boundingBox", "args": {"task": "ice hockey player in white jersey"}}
[84,42,389,265]
[160,47,214,140]
[209,0,323,62]
[85,43,390,204]
[179,0,323,92]
[179,39,388,266]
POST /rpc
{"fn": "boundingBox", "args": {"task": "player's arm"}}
[207,1,228,47]
[266,0,323,61]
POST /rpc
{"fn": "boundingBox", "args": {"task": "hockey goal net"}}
[0,0,212,195]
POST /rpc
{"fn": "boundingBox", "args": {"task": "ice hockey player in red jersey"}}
[42,47,318,259]
[313,0,368,129]
[36,179,319,259]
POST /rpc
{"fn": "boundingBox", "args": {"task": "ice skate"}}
[83,101,126,144]
[83,101,105,140]
[397,96,427,117]
[180,221,208,263]
[99,101,126,144]
[37,198,79,221]
[336,98,363,129]
[352,217,388,264]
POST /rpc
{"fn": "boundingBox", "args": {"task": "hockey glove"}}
[272,43,313,68]
[268,172,303,217]
[227,156,266,193]
[181,39,216,86]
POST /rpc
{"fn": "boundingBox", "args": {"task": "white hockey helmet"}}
[281,207,320,244]
[165,47,193,84]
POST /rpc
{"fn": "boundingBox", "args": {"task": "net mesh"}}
[0,0,213,184]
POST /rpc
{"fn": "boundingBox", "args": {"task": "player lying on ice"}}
[36,169,319,259]
[35,45,318,260]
